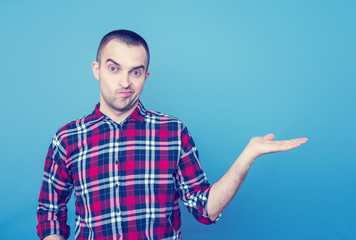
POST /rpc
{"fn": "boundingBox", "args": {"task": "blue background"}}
[1,1,355,239]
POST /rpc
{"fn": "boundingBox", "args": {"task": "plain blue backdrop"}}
[1,1,355,239]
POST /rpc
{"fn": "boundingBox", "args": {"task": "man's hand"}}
[245,133,308,161]
[207,133,308,221]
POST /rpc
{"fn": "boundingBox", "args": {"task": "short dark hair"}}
[96,29,150,69]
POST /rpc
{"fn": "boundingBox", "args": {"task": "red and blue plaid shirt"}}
[37,101,216,240]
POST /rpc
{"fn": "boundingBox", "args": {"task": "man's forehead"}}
[100,40,148,65]
[102,40,146,56]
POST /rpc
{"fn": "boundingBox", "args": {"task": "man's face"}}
[92,40,150,117]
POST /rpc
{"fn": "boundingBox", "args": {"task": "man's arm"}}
[37,133,73,240]
[207,134,308,220]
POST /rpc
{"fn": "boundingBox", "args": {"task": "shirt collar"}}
[130,100,147,123]
[93,100,147,124]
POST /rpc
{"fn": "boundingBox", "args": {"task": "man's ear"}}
[144,70,150,82]
[92,61,100,80]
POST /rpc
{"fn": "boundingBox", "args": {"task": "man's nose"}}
[118,72,131,88]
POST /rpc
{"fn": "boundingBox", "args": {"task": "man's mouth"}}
[119,91,133,97]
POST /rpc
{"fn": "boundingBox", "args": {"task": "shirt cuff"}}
[36,220,70,240]
[199,186,222,224]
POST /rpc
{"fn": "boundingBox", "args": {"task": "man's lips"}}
[118,91,133,97]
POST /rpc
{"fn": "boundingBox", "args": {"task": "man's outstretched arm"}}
[207,134,308,221]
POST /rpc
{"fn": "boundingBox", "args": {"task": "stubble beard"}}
[103,91,139,115]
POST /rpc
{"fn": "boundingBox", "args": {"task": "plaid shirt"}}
[37,101,216,240]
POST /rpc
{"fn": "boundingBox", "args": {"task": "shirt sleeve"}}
[36,133,74,240]
[174,126,220,225]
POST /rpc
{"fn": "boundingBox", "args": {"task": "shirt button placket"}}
[115,125,120,165]
[115,138,120,165]
[115,124,122,238]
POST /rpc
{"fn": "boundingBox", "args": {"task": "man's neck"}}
[99,101,138,124]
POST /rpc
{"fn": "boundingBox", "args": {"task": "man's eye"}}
[132,71,142,77]
[109,66,118,72]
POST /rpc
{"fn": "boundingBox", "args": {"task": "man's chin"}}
[111,100,138,113]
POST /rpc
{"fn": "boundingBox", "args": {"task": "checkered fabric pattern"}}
[37,101,216,240]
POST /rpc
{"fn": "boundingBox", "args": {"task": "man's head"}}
[96,29,150,70]
[92,30,150,122]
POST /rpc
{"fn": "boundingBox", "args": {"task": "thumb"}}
[264,133,275,141]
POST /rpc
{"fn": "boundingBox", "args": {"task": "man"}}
[37,30,308,240]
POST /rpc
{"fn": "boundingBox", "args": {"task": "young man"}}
[37,30,307,240]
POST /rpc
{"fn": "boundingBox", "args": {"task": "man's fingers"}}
[287,138,308,145]
[275,138,308,151]
[276,138,308,145]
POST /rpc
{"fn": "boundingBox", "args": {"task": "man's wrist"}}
[43,234,65,240]
[240,146,259,167]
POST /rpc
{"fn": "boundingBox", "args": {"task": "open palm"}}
[247,133,308,159]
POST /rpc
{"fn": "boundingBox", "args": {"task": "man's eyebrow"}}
[106,58,120,66]
[131,65,146,71]
[105,58,146,71]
